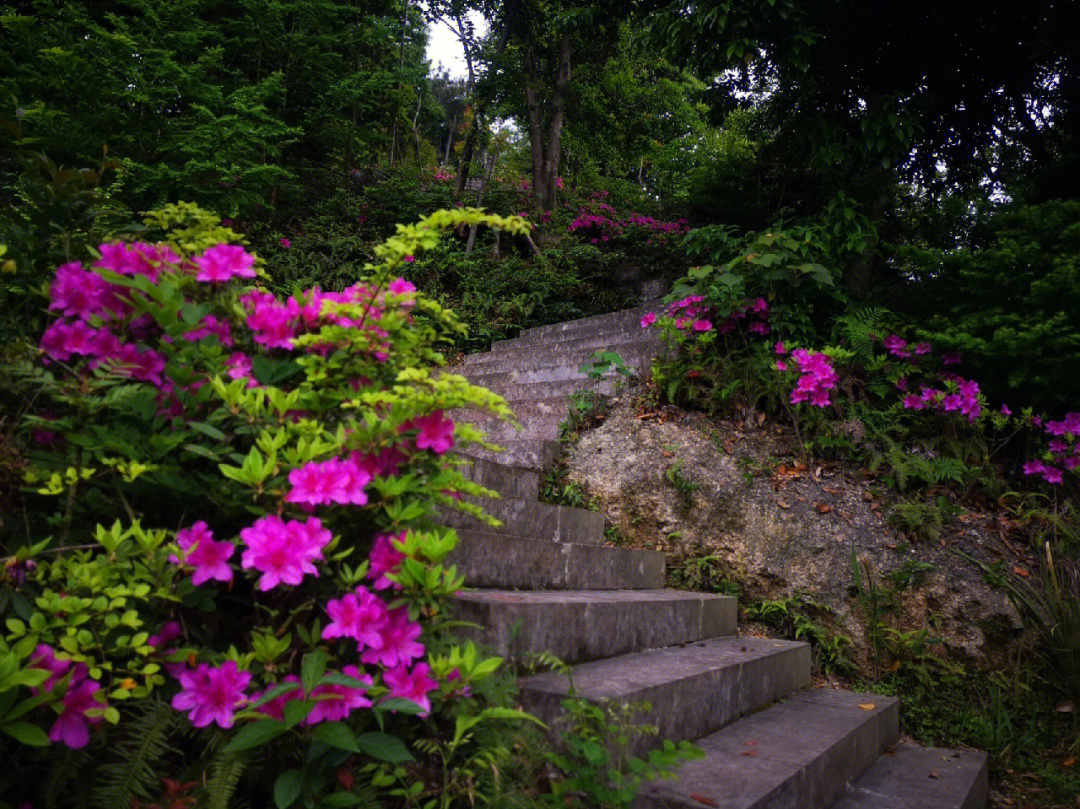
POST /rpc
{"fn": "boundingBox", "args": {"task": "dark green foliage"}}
[891,199,1080,414]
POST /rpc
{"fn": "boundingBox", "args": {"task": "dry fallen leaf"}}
[858,703,876,711]
[1013,566,1030,578]
[815,503,833,514]
[1056,699,1075,713]
[929,771,939,779]
[661,450,674,458]
[690,794,718,807]
[1063,757,1076,768]
[777,500,791,509]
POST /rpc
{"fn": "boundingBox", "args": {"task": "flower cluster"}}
[640,295,771,337]
[239,515,332,591]
[29,645,107,748]
[1024,412,1080,484]
[776,345,838,407]
[901,376,982,422]
[170,521,235,585]
[567,203,688,245]
[286,457,372,507]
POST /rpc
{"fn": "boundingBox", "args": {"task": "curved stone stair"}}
[445,308,988,808]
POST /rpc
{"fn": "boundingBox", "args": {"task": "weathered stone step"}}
[455,589,736,664]
[832,744,988,809]
[461,438,560,470]
[492,306,654,351]
[437,494,605,544]
[454,456,539,501]
[476,375,618,404]
[458,398,575,443]
[521,636,810,756]
[449,529,665,589]
[462,330,660,369]
[460,349,654,390]
[635,688,899,809]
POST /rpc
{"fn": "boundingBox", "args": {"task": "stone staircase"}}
[444,307,989,809]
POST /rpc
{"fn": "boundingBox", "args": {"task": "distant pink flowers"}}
[640,312,657,329]
[279,238,291,249]
[194,244,257,283]
[171,521,235,585]
[172,661,251,728]
[286,457,372,507]
[1024,412,1080,485]
[901,377,982,422]
[785,349,838,408]
[240,515,332,590]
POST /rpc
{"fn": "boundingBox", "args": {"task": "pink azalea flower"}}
[369,533,406,590]
[752,297,769,314]
[407,412,455,455]
[403,255,415,263]
[280,238,291,249]
[29,644,83,694]
[171,521,234,586]
[225,352,258,387]
[914,342,932,355]
[389,278,416,295]
[361,607,424,669]
[775,341,787,355]
[1000,404,1012,416]
[171,661,251,728]
[322,586,389,650]
[748,321,770,335]
[148,621,182,651]
[305,666,373,725]
[48,262,111,320]
[194,244,257,283]
[184,315,234,346]
[253,675,302,720]
[895,376,908,391]
[286,458,371,507]
[640,312,657,329]
[775,360,788,371]
[382,662,438,717]
[240,515,331,590]
[883,335,910,358]
[693,319,713,332]
[352,447,407,479]
[942,352,963,366]
[50,678,105,748]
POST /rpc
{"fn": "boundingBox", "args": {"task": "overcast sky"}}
[425,11,487,80]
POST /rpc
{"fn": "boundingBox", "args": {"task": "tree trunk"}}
[529,34,571,211]
[453,0,521,196]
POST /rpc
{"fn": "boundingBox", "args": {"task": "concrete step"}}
[454,456,539,501]
[476,375,619,404]
[832,744,988,809]
[449,529,665,589]
[635,688,900,809]
[457,399,571,444]
[462,330,660,370]
[460,349,653,390]
[437,494,605,544]
[460,438,561,470]
[521,636,810,756]
[454,589,737,664]
[492,306,655,352]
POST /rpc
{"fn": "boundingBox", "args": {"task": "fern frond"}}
[203,752,246,809]
[92,699,180,809]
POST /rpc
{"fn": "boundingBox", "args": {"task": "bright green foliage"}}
[543,694,703,809]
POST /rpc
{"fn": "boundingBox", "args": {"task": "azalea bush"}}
[0,204,548,808]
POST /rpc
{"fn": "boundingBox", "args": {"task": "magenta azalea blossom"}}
[640,312,657,329]
[788,349,838,408]
[286,457,372,507]
[240,515,331,590]
[775,341,787,355]
[305,665,373,725]
[382,662,438,717]
[409,412,455,455]
[148,621,182,651]
[171,521,234,586]
[361,607,424,669]
[942,352,963,365]
[48,262,112,320]
[280,238,291,249]
[49,678,106,749]
[29,644,83,694]
[171,661,251,728]
[368,533,406,590]
[693,319,713,332]
[194,244,257,283]
[322,586,389,649]
[253,675,302,720]
[389,278,416,295]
